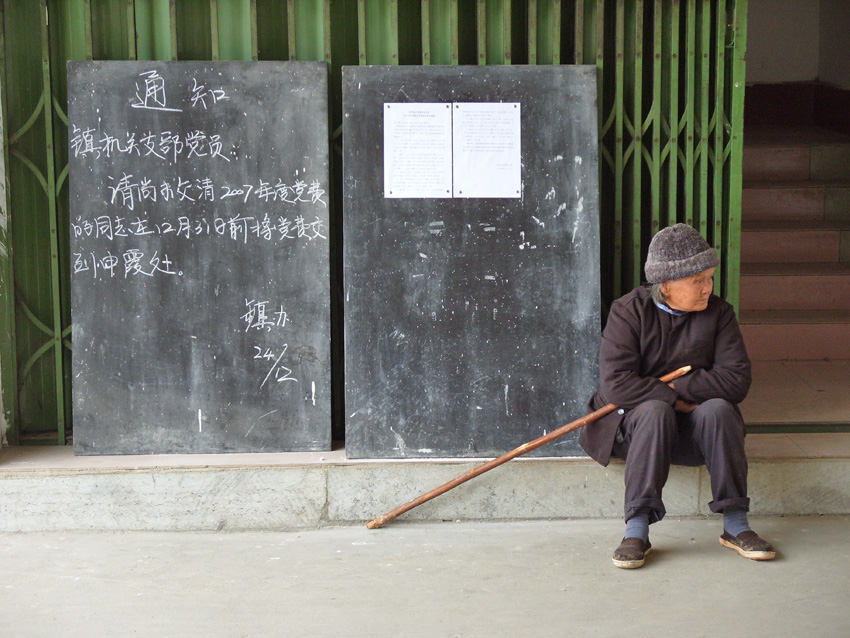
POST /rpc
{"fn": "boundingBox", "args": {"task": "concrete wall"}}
[0,369,6,447]
[0,370,6,447]
[819,0,850,89]
[0,73,7,449]
[747,0,850,90]
[747,0,820,83]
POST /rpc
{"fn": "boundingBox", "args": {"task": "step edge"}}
[740,318,850,326]
[743,180,850,189]
[742,220,850,231]
[741,262,850,275]
[745,422,850,433]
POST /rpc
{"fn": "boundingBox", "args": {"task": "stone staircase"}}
[739,125,850,361]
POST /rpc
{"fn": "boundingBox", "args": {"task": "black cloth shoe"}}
[719,530,776,561]
[612,537,651,569]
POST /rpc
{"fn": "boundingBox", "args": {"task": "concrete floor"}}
[2,515,848,637]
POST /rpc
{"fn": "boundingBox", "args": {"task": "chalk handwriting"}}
[72,251,119,279]
[190,78,229,109]
[72,249,181,280]
[128,71,230,113]
[71,213,327,243]
[256,344,298,387]
[242,299,289,332]
[71,126,231,162]
[73,70,328,292]
[102,174,327,209]
[131,70,183,113]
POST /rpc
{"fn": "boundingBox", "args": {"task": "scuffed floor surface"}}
[1,516,848,637]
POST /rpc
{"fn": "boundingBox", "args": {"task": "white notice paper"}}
[384,103,453,198]
[452,102,521,198]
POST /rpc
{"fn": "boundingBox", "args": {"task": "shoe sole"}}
[612,547,650,569]
[719,536,776,560]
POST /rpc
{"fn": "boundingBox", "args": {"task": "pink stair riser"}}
[742,185,824,220]
[743,146,810,182]
[739,273,850,311]
[741,229,840,264]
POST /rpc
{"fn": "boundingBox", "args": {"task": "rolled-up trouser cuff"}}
[625,498,666,524]
[708,496,750,514]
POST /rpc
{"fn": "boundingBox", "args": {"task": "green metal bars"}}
[2,0,76,444]
[593,0,747,303]
[0,0,748,444]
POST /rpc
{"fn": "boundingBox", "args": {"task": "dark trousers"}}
[611,398,750,524]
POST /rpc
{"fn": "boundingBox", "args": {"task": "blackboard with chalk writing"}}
[343,65,600,459]
[69,61,331,454]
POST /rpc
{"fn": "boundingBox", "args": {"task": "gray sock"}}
[723,508,751,537]
[624,510,650,542]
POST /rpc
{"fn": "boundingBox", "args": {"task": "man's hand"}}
[674,399,698,413]
[669,382,698,413]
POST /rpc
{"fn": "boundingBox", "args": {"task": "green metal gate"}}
[0,0,748,445]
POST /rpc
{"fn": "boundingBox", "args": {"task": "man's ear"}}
[659,281,669,296]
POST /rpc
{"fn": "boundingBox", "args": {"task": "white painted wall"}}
[747,0,820,83]
[819,0,850,89]
[747,0,850,89]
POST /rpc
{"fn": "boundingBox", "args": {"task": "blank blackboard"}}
[343,65,600,459]
[69,61,331,454]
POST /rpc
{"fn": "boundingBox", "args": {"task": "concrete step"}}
[742,181,827,220]
[741,181,850,221]
[739,262,850,311]
[743,125,850,182]
[742,181,850,222]
[741,220,850,264]
[739,310,850,360]
[1,438,849,531]
[743,143,850,183]
[743,146,810,182]
[811,146,850,182]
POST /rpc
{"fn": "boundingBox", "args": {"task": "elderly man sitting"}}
[581,223,776,569]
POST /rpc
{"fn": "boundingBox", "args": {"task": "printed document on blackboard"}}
[383,102,453,198]
[452,102,521,198]
[383,101,522,199]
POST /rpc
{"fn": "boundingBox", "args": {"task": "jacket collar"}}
[653,299,689,317]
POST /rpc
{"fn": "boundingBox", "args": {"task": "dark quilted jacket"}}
[579,285,752,466]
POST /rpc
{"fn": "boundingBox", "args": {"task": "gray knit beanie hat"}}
[644,223,720,283]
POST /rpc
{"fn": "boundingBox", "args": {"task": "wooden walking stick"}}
[366,365,692,529]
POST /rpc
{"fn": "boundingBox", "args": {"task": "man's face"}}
[660,267,715,312]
